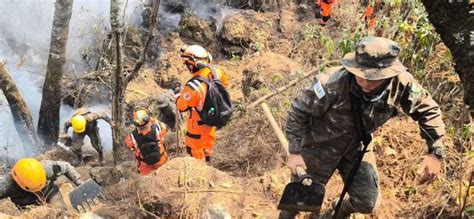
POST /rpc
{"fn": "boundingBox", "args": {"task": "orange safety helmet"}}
[132,109,151,127]
[180,45,212,70]
[12,158,47,192]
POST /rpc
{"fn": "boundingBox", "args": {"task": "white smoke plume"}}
[0,0,143,160]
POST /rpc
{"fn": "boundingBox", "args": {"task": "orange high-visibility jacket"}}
[176,66,230,122]
[124,119,168,175]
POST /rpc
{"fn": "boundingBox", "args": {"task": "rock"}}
[202,204,231,219]
[279,8,298,39]
[179,13,215,46]
[240,52,301,99]
[220,10,277,55]
[89,161,137,187]
[0,199,21,216]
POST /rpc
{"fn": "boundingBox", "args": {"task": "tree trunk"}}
[110,0,128,164]
[37,0,74,147]
[110,0,161,164]
[421,1,474,113]
[0,63,40,149]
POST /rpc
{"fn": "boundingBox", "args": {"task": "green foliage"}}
[230,52,241,61]
[466,206,474,214]
[389,0,403,8]
[320,34,335,55]
[252,31,266,52]
[396,4,440,72]
[303,23,320,41]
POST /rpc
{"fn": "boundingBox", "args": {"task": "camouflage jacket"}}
[0,160,83,207]
[63,108,112,133]
[285,67,445,160]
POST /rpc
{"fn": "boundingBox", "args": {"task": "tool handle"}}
[296,166,313,186]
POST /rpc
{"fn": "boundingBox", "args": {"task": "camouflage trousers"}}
[71,126,103,159]
[280,144,380,219]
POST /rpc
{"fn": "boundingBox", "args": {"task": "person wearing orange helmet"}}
[62,107,115,166]
[176,45,230,163]
[0,158,83,208]
[124,109,168,175]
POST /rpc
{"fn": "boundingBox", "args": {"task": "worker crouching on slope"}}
[124,109,168,176]
[0,158,84,208]
[62,107,115,166]
[176,45,230,163]
[281,37,446,218]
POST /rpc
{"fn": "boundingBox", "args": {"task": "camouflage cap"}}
[341,36,406,80]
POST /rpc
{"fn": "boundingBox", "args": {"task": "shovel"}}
[68,179,106,211]
[277,166,325,212]
[260,103,325,213]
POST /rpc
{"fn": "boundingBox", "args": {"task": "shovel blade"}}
[278,182,325,212]
[69,179,105,211]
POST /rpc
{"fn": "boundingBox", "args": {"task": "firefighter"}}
[176,45,230,162]
[62,108,115,166]
[0,158,84,208]
[124,109,168,175]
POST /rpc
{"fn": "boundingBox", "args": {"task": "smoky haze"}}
[0,0,143,161]
[0,0,235,162]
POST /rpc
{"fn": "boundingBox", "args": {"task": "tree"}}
[37,0,74,146]
[0,63,40,149]
[421,1,474,115]
[110,0,160,164]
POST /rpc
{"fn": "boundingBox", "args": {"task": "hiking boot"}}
[319,19,327,26]
[330,199,354,219]
[98,157,105,166]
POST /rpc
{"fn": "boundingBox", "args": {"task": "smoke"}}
[0,0,143,160]
[159,0,238,32]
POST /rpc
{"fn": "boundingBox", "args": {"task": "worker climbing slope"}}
[61,107,115,166]
[282,37,446,218]
[176,45,233,163]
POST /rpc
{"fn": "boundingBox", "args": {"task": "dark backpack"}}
[192,66,234,129]
[131,124,162,165]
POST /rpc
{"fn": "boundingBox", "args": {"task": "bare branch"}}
[124,0,161,84]
[246,60,339,109]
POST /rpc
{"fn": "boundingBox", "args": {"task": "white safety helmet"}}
[180,45,213,71]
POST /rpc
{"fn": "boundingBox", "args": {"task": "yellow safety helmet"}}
[12,158,47,192]
[132,109,151,127]
[71,115,87,133]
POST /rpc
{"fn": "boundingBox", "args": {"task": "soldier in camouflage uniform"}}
[0,158,84,208]
[62,108,115,166]
[282,37,446,218]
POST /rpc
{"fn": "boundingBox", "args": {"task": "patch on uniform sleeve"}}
[183,92,191,100]
[313,80,326,99]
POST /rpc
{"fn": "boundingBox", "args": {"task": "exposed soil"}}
[1,1,472,218]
